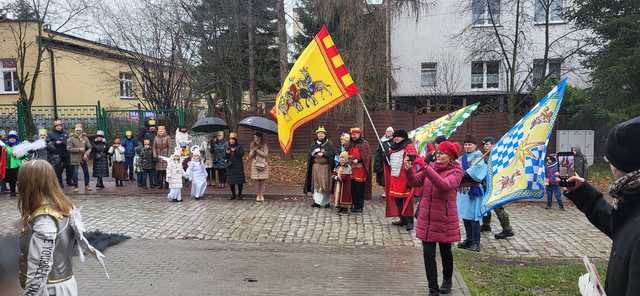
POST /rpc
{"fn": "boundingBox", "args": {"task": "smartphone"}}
[557,152,575,187]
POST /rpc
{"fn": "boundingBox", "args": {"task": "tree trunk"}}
[248,0,257,112]
[542,0,551,83]
[276,0,288,84]
[507,0,522,125]
[385,0,391,110]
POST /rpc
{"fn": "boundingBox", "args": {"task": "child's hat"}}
[96,130,105,136]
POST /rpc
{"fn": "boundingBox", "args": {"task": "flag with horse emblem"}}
[408,103,479,157]
[482,79,568,214]
[271,25,358,154]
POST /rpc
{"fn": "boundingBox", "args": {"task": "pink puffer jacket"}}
[407,162,464,243]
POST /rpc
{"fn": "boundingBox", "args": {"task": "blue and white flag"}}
[482,79,568,214]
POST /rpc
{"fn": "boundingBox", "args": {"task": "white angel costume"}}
[185,147,208,200]
[162,149,185,202]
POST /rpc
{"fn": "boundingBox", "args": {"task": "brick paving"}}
[66,239,470,296]
[0,193,611,258]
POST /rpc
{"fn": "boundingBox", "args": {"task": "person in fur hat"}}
[185,146,208,200]
[384,129,418,231]
[164,148,185,202]
[456,134,487,252]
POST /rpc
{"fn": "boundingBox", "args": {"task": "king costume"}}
[185,147,208,200]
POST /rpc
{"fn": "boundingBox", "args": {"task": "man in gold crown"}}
[304,126,336,208]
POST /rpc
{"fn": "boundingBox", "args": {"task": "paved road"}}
[69,239,470,296]
[0,194,611,257]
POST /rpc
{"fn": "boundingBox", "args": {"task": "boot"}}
[392,220,406,226]
[467,243,481,252]
[439,279,452,294]
[494,229,515,239]
[428,288,440,296]
[480,224,492,232]
[458,240,471,249]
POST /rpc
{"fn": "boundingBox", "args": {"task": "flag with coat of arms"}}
[482,79,568,214]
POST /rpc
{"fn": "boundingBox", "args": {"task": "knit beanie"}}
[438,141,461,160]
[606,116,640,173]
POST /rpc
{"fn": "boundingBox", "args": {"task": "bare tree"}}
[247,0,257,111]
[5,0,91,135]
[422,54,463,103]
[93,0,194,130]
[276,0,288,84]
[454,0,588,123]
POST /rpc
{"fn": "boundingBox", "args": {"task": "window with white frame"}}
[0,59,19,94]
[420,62,437,87]
[471,61,500,89]
[119,72,133,99]
[534,0,564,23]
[532,58,562,85]
[472,0,501,26]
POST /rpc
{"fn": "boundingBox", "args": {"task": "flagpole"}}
[357,93,389,163]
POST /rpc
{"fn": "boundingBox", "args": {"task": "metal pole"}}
[357,93,389,163]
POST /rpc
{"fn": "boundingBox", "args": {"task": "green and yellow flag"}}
[271,25,358,154]
[408,103,480,157]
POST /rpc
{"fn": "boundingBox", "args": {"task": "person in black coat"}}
[225,133,245,200]
[563,116,640,296]
[90,131,110,188]
[47,119,72,187]
[374,127,394,190]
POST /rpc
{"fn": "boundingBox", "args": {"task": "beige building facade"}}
[1,20,143,108]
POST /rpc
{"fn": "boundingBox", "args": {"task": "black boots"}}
[458,240,471,249]
[439,279,452,294]
[480,224,492,232]
[428,288,440,296]
[494,229,515,240]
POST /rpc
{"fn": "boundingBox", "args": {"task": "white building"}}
[390,0,591,105]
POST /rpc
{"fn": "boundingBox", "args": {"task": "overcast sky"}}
[1,0,300,42]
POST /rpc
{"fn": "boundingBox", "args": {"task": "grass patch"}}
[454,250,607,296]
[588,162,614,193]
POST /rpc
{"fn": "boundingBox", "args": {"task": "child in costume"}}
[18,160,108,296]
[134,146,144,187]
[185,146,208,200]
[5,130,25,196]
[333,151,353,213]
[164,148,185,202]
[108,137,127,187]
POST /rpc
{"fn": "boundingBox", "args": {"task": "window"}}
[420,62,437,87]
[472,0,500,26]
[471,61,500,89]
[119,72,133,99]
[534,0,564,23]
[532,59,562,85]
[0,59,18,94]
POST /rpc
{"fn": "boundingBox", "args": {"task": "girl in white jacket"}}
[164,148,185,202]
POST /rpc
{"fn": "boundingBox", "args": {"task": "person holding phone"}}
[383,129,417,230]
[406,140,464,295]
[562,116,640,296]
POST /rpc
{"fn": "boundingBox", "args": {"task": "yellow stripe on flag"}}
[341,74,354,86]
[322,36,334,49]
[331,55,344,68]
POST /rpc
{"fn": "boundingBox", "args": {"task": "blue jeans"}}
[125,156,135,180]
[546,184,564,208]
[72,161,90,187]
[141,169,155,188]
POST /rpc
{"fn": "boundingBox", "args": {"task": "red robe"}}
[0,147,6,180]
[384,142,417,217]
[332,166,352,207]
[348,139,372,200]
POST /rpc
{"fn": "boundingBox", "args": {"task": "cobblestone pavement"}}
[0,194,611,258]
[65,239,469,296]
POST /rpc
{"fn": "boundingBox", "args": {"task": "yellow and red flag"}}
[271,25,358,154]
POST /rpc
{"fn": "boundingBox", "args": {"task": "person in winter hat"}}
[90,130,109,189]
[185,146,208,200]
[4,130,25,196]
[406,140,464,296]
[563,116,640,296]
[544,154,564,210]
[164,148,185,202]
[67,123,92,192]
[456,135,487,252]
[108,137,127,187]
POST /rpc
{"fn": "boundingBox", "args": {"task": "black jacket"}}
[374,138,391,186]
[566,183,640,296]
[225,143,245,185]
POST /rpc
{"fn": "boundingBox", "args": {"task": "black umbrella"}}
[238,116,278,135]
[191,117,228,133]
